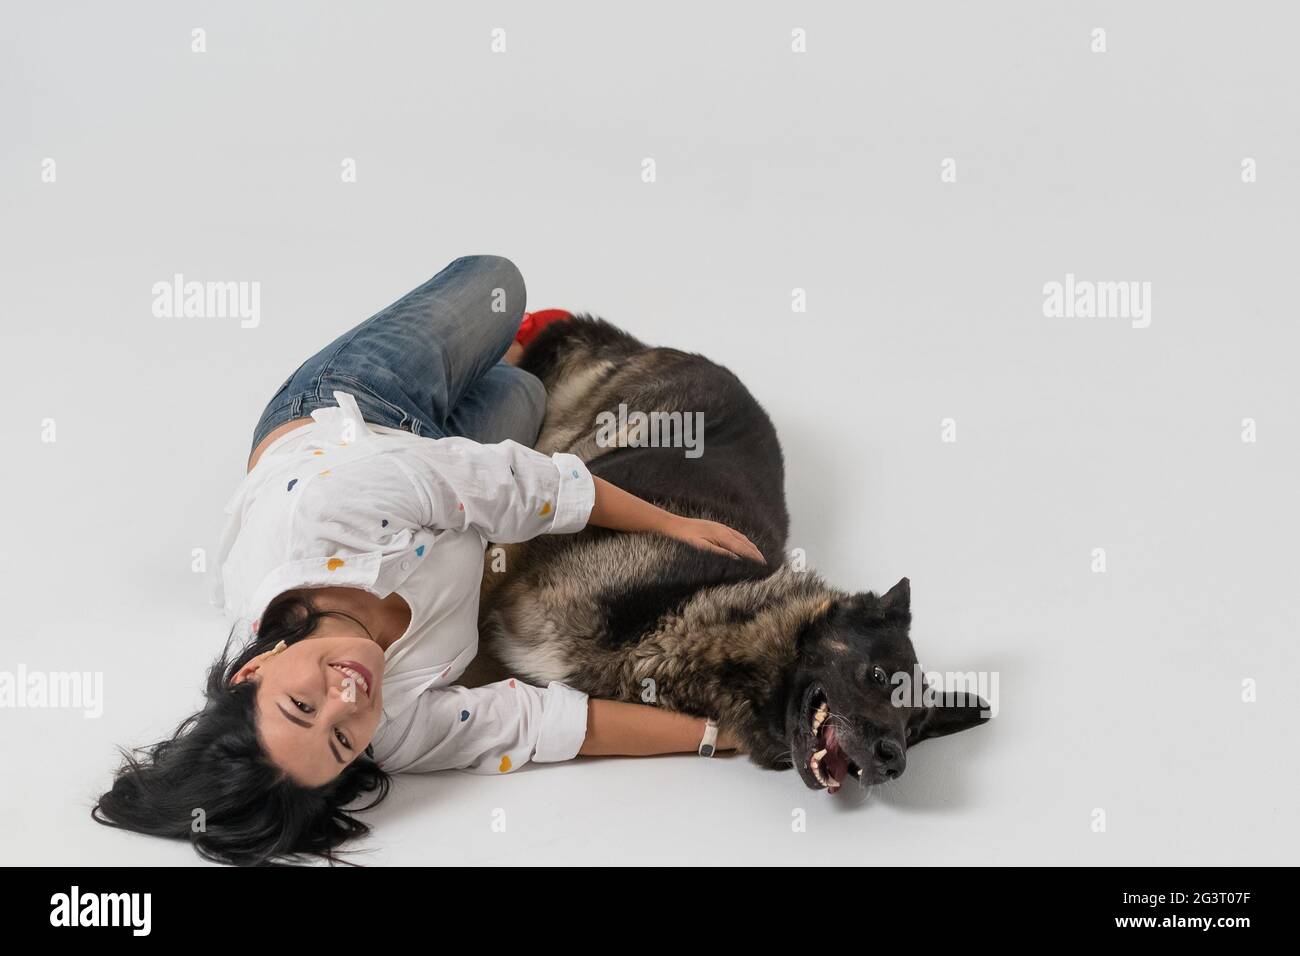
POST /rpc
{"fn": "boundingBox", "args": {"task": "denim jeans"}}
[249,256,546,458]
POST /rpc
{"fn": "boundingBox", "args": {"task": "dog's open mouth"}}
[807,689,862,793]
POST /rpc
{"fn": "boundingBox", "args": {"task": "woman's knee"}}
[448,254,526,323]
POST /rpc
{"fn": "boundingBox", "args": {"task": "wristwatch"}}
[698,718,720,757]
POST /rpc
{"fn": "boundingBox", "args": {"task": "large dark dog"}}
[479,317,989,792]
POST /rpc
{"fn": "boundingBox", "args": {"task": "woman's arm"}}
[396,438,761,562]
[588,476,765,563]
[578,699,738,756]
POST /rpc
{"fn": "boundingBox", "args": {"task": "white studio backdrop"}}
[0,1,1295,864]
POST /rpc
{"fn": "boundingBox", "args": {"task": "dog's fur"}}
[479,317,988,790]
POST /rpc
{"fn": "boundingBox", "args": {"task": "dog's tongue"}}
[823,725,851,791]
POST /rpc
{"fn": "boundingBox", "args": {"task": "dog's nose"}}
[874,738,906,779]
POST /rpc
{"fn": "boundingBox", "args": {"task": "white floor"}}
[2,2,1296,865]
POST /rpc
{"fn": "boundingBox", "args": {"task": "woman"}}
[94,255,762,865]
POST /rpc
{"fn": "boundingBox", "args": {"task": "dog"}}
[479,317,989,792]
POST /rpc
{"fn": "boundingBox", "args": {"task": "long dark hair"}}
[92,593,391,866]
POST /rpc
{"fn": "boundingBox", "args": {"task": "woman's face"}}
[232,621,387,787]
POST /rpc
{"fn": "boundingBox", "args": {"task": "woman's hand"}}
[662,515,765,563]
[586,476,765,563]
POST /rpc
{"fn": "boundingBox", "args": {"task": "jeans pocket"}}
[272,359,310,402]
[323,373,416,433]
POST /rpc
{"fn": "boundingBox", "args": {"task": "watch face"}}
[699,744,715,757]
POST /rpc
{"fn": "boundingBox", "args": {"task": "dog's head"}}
[784,578,989,792]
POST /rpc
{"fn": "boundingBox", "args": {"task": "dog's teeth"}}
[809,747,833,788]
[811,703,829,733]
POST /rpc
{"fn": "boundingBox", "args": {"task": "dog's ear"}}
[879,577,910,614]
[908,691,990,745]
[848,578,911,624]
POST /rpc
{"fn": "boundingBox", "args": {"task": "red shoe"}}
[515,308,573,348]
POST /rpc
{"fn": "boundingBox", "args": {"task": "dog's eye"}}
[871,665,888,686]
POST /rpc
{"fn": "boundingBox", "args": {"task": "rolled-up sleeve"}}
[370,679,590,774]
[390,437,595,542]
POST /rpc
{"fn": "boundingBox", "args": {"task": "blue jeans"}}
[249,256,546,458]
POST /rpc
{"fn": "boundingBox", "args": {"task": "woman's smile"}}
[329,660,374,698]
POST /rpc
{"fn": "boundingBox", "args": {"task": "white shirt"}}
[211,391,596,774]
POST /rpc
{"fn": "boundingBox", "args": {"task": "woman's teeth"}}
[331,663,370,697]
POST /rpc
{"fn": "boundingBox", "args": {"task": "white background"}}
[1,1,1296,864]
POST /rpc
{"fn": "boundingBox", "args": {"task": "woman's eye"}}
[291,697,314,715]
[335,730,351,750]
[872,666,888,686]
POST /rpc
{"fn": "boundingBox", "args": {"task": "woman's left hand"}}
[586,476,766,564]
[662,516,766,563]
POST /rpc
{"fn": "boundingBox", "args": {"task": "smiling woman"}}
[230,592,392,787]
[93,255,756,865]
[93,594,391,866]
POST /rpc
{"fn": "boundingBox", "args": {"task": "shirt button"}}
[401,560,411,571]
